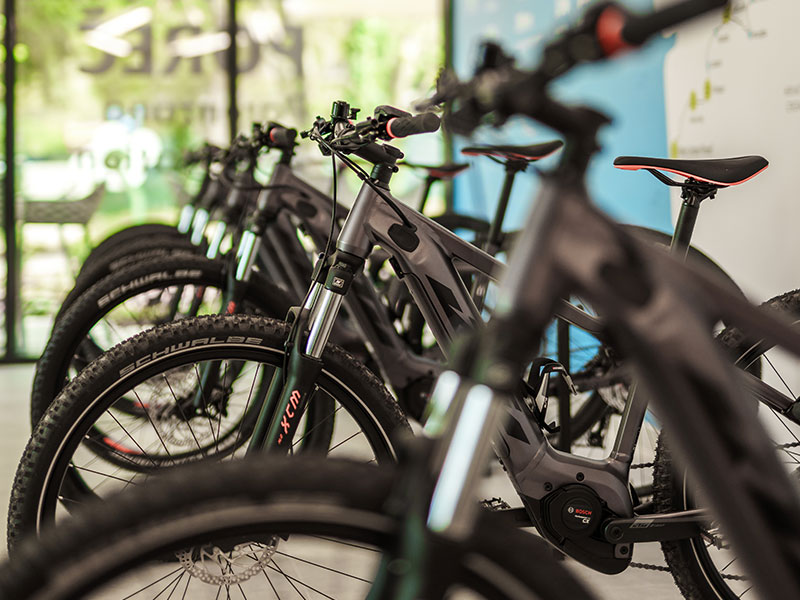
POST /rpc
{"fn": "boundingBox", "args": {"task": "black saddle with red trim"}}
[461,140,564,163]
[614,155,768,186]
[401,162,469,180]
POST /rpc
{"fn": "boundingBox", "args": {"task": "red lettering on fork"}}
[276,390,304,445]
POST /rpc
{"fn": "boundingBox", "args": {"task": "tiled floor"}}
[0,364,686,599]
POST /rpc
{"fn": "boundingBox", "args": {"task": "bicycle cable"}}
[309,128,417,231]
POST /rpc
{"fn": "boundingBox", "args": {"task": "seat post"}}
[670,180,717,260]
[470,160,526,314]
[485,160,526,254]
[417,174,437,215]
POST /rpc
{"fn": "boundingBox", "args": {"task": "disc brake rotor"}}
[176,537,279,586]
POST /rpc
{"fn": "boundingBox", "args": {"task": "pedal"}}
[479,498,533,526]
[480,497,511,511]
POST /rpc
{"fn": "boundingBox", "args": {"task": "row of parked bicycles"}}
[3,1,800,598]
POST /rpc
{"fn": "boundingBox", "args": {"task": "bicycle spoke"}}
[161,373,207,456]
[179,573,191,600]
[193,363,221,452]
[326,431,362,455]
[261,567,281,599]
[217,360,230,443]
[308,535,380,553]
[292,405,343,450]
[70,464,140,488]
[82,432,154,469]
[103,411,161,467]
[275,550,371,583]
[764,354,796,398]
[132,388,178,464]
[118,566,184,600]
[270,559,329,600]
[164,570,186,600]
[233,363,262,451]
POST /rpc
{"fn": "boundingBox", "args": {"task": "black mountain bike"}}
[5,2,800,599]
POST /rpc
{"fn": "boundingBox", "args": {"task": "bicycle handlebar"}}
[616,0,727,48]
[264,123,298,149]
[183,144,225,167]
[302,102,440,164]
[428,0,728,137]
[385,113,441,139]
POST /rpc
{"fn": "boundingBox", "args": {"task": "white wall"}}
[664,0,800,301]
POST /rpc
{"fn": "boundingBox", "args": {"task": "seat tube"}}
[670,199,699,260]
[471,162,522,310]
[486,162,522,251]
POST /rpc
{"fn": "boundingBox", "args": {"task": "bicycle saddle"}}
[614,155,768,186]
[400,162,469,179]
[461,140,564,163]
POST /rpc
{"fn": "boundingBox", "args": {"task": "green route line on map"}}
[670,0,765,157]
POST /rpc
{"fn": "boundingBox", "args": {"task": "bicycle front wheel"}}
[1,457,599,600]
[9,315,409,550]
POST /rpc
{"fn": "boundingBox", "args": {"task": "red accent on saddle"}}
[269,129,277,143]
[596,6,633,58]
[614,163,769,187]
[461,149,557,161]
[428,166,468,179]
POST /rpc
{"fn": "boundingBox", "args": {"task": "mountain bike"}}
[57,144,229,316]
[10,95,792,600]
[6,3,800,598]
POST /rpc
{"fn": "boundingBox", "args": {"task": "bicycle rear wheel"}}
[653,288,800,600]
[542,225,744,445]
[1,457,599,600]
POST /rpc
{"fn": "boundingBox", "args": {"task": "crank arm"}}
[603,508,710,544]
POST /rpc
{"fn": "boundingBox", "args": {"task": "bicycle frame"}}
[250,160,605,391]
[411,144,800,598]
[252,162,448,389]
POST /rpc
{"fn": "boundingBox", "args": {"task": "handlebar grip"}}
[385,113,441,139]
[267,125,298,149]
[622,0,727,45]
[597,0,728,56]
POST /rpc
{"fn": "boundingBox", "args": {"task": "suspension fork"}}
[188,223,264,413]
[164,199,216,320]
[246,250,365,452]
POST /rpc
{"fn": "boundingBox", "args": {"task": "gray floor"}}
[0,364,686,599]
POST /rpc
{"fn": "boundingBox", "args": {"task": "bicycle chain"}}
[586,462,751,582]
[776,440,800,450]
[631,462,654,469]
[496,449,764,583]
[631,561,747,582]
[628,458,747,583]
[630,440,800,469]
